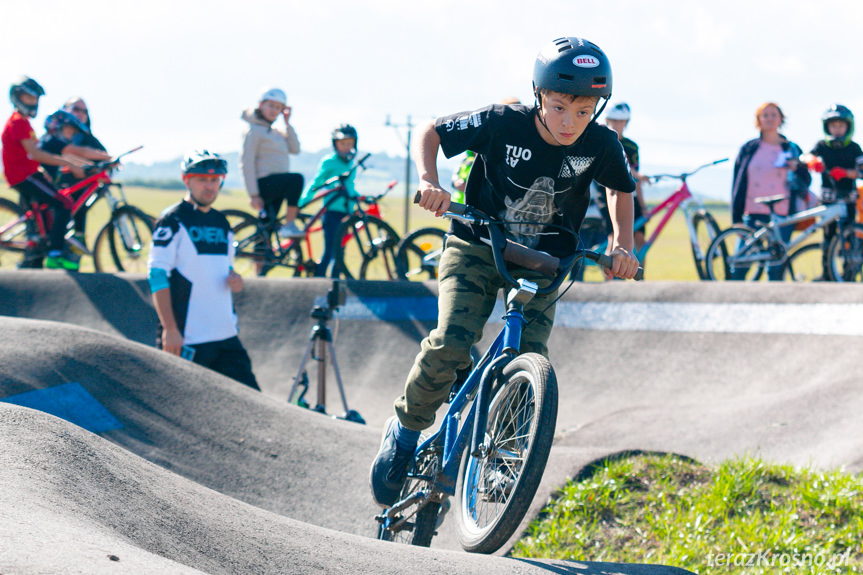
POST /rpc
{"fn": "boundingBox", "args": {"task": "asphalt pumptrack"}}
[1,270,861,574]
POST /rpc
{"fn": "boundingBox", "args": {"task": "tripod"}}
[287,287,365,424]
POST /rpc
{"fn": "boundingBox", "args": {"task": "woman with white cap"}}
[240,87,304,238]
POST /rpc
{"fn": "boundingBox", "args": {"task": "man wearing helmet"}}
[804,105,863,270]
[2,76,91,269]
[298,124,361,276]
[370,37,638,508]
[147,150,259,391]
[240,87,304,239]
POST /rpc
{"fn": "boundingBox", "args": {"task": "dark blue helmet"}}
[822,104,854,147]
[331,123,358,161]
[44,110,89,138]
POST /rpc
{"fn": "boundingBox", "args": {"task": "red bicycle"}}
[0,147,155,272]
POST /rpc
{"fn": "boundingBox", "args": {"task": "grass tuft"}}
[511,454,863,574]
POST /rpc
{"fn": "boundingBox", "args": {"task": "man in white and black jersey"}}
[147,150,259,391]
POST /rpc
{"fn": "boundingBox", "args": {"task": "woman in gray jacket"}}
[240,87,304,238]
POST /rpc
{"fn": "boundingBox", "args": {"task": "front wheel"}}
[690,210,721,280]
[826,223,863,282]
[92,206,154,273]
[335,214,399,280]
[704,225,768,281]
[456,353,558,554]
[782,243,825,282]
[394,227,447,281]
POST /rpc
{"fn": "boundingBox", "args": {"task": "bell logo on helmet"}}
[573,55,600,68]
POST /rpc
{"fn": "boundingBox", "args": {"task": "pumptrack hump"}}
[2,270,862,572]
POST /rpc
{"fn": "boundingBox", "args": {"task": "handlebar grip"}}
[502,241,559,276]
[591,252,644,281]
[413,190,467,215]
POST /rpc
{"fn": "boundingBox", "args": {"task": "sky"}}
[4,0,863,199]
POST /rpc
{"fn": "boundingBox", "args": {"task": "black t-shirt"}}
[435,104,634,257]
[811,140,863,194]
[37,135,71,182]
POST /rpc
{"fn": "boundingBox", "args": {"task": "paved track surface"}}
[2,270,861,573]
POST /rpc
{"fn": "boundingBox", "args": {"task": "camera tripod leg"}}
[326,339,350,414]
[288,336,316,404]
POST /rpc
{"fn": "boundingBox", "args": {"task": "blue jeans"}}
[315,210,348,277]
[731,214,793,281]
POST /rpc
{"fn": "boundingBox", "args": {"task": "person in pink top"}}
[730,102,811,280]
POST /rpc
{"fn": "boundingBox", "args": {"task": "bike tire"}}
[0,197,30,269]
[376,450,442,547]
[455,352,558,554]
[335,214,400,280]
[782,243,824,282]
[690,210,720,280]
[704,225,768,281]
[826,222,863,282]
[394,227,447,281]
[92,206,154,273]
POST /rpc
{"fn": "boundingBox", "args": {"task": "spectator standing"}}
[148,150,259,390]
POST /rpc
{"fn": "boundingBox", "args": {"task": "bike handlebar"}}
[413,191,643,289]
[646,157,728,184]
[83,145,144,177]
[311,152,372,193]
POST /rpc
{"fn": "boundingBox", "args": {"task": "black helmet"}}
[821,104,854,146]
[10,75,45,118]
[181,149,228,176]
[331,123,358,161]
[533,37,612,100]
[44,109,89,137]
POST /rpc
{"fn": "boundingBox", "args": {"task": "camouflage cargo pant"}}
[394,235,557,431]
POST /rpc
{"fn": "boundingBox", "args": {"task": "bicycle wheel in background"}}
[376,450,443,547]
[335,214,399,280]
[826,222,863,282]
[92,206,154,273]
[395,227,446,281]
[0,198,28,269]
[690,210,721,280]
[782,244,824,282]
[704,225,767,281]
[456,353,558,554]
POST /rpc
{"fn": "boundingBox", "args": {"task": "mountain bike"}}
[226,153,400,279]
[705,193,863,282]
[0,147,154,272]
[375,200,642,553]
[574,159,726,281]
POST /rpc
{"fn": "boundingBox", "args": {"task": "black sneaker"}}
[369,416,414,508]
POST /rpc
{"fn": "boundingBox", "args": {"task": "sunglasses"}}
[72,107,89,114]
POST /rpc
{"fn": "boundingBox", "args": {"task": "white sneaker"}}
[278,222,304,239]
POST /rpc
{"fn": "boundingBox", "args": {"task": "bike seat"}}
[754,195,787,207]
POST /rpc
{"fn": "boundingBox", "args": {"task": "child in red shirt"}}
[2,76,88,269]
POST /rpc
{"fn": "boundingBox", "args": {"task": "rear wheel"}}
[691,210,721,280]
[376,450,442,547]
[782,244,825,282]
[826,223,863,282]
[705,225,768,281]
[0,198,29,269]
[456,353,557,554]
[335,214,399,280]
[92,206,154,273]
[395,227,447,281]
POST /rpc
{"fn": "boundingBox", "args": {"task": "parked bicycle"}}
[0,147,154,272]
[575,159,726,281]
[375,200,642,552]
[226,153,401,279]
[705,192,863,282]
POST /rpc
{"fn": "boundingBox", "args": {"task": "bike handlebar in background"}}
[646,157,728,184]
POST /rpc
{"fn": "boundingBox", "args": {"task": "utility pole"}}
[385,115,414,234]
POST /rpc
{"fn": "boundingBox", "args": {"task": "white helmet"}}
[605,102,631,121]
[259,87,287,105]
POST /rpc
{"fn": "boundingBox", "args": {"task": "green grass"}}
[2,182,731,280]
[511,454,863,574]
